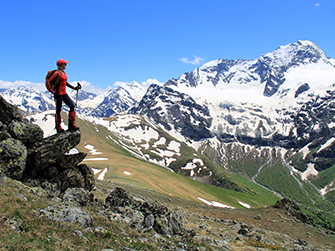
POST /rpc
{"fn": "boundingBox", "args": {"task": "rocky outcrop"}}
[103,187,194,236]
[273,198,314,225]
[34,201,93,227]
[0,95,94,193]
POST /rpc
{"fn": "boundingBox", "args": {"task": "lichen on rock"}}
[0,138,27,179]
[34,201,93,227]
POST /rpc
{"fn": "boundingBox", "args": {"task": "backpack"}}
[45,70,60,93]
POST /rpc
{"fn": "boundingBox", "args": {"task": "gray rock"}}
[0,96,94,194]
[17,193,27,201]
[237,223,253,236]
[104,187,190,236]
[74,230,83,236]
[0,138,27,179]
[8,121,43,146]
[93,226,108,235]
[0,170,6,186]
[35,202,93,226]
[62,187,89,206]
[4,218,24,232]
[142,214,154,231]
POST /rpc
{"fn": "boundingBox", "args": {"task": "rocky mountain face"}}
[130,84,213,141]
[131,40,335,171]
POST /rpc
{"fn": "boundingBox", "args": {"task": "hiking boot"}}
[55,114,65,133]
[68,111,80,131]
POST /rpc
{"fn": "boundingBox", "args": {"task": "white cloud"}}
[179,55,205,65]
[315,3,320,6]
[0,80,45,91]
[0,79,112,95]
[68,80,112,95]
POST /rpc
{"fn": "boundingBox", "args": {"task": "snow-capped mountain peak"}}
[89,81,146,117]
[1,86,54,114]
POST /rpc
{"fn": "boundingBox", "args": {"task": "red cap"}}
[56,59,69,66]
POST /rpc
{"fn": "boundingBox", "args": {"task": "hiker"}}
[47,59,82,133]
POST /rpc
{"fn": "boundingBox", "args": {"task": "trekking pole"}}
[75,82,82,107]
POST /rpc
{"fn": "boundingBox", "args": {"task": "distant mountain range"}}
[0,81,146,116]
[2,41,335,231]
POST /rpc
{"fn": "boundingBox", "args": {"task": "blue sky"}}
[0,0,334,93]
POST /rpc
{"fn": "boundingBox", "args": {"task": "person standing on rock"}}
[47,59,81,133]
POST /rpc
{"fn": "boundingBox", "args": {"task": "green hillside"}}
[75,116,279,208]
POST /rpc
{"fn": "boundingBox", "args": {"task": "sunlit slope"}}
[75,115,279,208]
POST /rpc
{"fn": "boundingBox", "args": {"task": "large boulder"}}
[62,187,89,206]
[8,121,43,146]
[0,95,23,125]
[26,131,81,175]
[0,138,27,179]
[34,202,93,227]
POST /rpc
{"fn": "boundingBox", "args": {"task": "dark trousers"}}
[54,94,75,115]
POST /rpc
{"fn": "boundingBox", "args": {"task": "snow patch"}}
[66,148,79,155]
[91,168,101,175]
[84,144,103,155]
[238,201,252,209]
[83,158,108,161]
[181,158,205,170]
[197,197,235,209]
[97,167,108,180]
[123,171,132,176]
[299,142,312,159]
[301,163,318,181]
[317,138,335,153]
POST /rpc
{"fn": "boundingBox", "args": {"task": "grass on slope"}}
[75,116,279,208]
[255,158,312,204]
[311,163,335,189]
